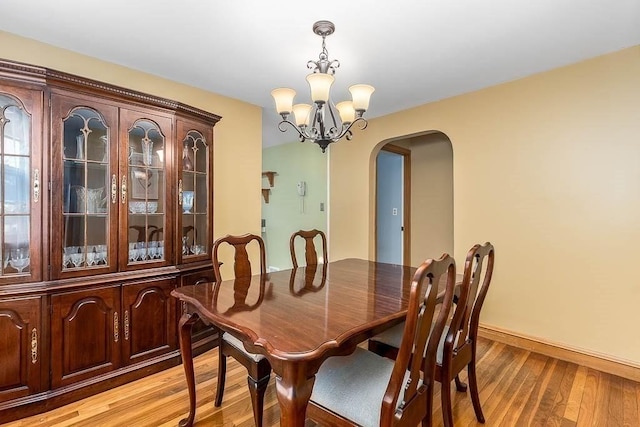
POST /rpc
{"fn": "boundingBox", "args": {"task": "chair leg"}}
[440,365,453,427]
[454,374,468,392]
[468,357,485,423]
[247,373,270,427]
[422,384,434,427]
[214,348,227,407]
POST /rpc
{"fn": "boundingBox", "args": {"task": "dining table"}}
[171,257,444,427]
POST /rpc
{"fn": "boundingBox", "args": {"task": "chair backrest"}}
[289,229,327,268]
[380,254,456,425]
[445,242,495,357]
[212,234,266,284]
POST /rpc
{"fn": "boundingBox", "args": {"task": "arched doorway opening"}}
[373,131,454,266]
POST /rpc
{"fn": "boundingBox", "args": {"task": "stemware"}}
[70,252,85,268]
[9,248,30,273]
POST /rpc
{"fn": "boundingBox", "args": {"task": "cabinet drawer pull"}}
[124,310,129,341]
[111,174,117,204]
[31,328,38,364]
[114,311,119,342]
[121,176,127,204]
[33,168,40,203]
[178,179,183,206]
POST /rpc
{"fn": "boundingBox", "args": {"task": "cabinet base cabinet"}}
[0,297,43,403]
[51,285,122,389]
[122,278,178,365]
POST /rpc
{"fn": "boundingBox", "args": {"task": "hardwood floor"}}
[4,337,639,426]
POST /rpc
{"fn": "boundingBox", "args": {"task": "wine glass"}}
[9,248,30,273]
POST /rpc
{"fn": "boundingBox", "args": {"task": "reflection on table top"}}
[173,258,420,358]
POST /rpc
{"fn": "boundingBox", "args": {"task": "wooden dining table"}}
[171,258,427,427]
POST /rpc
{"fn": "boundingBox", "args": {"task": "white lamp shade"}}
[306,73,334,104]
[292,104,312,127]
[336,101,355,124]
[271,88,296,115]
[349,84,375,112]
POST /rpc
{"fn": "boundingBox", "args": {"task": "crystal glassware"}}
[182,191,194,214]
[9,248,30,273]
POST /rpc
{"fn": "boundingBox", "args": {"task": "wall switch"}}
[392,208,398,216]
[320,202,325,212]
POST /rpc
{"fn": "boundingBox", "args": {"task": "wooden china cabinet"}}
[0,59,220,422]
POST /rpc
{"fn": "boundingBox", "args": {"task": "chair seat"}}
[311,347,396,426]
[371,323,449,364]
[222,332,266,362]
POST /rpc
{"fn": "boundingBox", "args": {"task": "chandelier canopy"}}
[271,21,375,152]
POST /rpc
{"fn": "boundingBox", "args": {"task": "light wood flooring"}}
[4,337,640,426]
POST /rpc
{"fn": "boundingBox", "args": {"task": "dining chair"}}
[307,254,457,426]
[211,233,271,427]
[368,242,495,427]
[289,229,327,268]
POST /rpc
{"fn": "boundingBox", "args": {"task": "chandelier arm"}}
[277,119,308,141]
[337,117,368,140]
[326,102,340,136]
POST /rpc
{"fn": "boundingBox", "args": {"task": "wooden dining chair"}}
[289,229,327,268]
[368,242,495,427]
[211,233,271,427]
[308,254,457,426]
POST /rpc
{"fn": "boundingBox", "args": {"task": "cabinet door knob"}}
[121,176,127,204]
[31,328,38,364]
[124,310,129,341]
[114,311,119,342]
[33,168,40,203]
[111,174,117,204]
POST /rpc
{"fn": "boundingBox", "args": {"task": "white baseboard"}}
[478,323,640,382]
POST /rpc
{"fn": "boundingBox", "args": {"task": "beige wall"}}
[0,31,263,276]
[330,46,640,366]
[407,133,454,265]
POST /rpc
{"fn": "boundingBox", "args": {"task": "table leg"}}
[178,312,199,427]
[275,368,316,427]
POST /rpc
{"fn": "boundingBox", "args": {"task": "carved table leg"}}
[178,312,199,427]
[275,367,316,427]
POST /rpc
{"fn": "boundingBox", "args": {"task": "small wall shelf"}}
[262,171,276,187]
[262,171,276,203]
[261,188,271,203]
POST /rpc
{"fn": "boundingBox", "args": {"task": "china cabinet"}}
[0,59,220,422]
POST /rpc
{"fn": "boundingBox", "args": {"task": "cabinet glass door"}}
[177,119,212,264]
[51,94,118,279]
[122,111,171,269]
[0,88,42,283]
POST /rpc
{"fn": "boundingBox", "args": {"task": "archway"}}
[372,131,454,266]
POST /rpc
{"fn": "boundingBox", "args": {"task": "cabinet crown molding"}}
[0,58,222,125]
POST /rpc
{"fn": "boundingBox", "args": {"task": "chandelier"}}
[271,20,375,153]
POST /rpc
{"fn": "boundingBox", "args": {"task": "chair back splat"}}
[213,233,266,282]
[290,229,327,268]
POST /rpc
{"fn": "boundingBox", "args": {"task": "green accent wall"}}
[262,142,327,270]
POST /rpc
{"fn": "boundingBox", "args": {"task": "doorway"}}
[375,144,411,265]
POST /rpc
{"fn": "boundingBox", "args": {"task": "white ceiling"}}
[1,0,639,148]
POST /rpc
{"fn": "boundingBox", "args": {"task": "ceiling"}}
[1,0,639,148]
